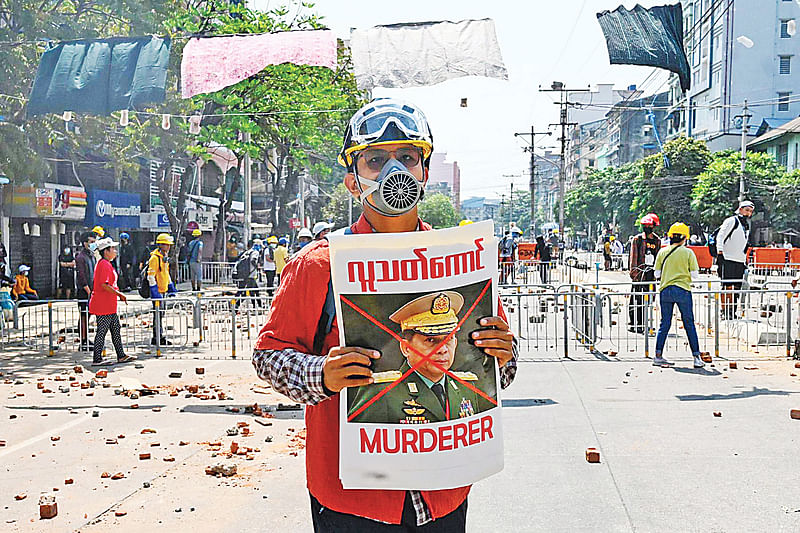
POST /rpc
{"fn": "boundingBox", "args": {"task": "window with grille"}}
[778,92,791,112]
[777,144,789,167]
[779,56,791,74]
[780,20,794,38]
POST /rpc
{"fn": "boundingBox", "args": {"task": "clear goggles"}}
[349,104,430,147]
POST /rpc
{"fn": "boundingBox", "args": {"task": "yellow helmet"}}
[92,225,105,237]
[191,229,202,237]
[267,236,278,244]
[156,233,174,245]
[667,222,690,239]
[458,219,473,226]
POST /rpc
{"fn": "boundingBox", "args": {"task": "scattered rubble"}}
[39,495,58,519]
[205,463,237,477]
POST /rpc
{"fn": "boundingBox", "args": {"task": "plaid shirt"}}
[252,339,518,526]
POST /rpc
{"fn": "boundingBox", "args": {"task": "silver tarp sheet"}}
[350,19,508,90]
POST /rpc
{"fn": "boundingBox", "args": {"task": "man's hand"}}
[322,347,380,394]
[792,278,798,289]
[84,286,91,297]
[119,293,127,303]
[471,316,514,367]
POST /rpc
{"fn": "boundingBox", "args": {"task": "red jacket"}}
[254,214,470,523]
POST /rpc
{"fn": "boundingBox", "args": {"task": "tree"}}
[0,0,180,184]
[564,164,637,241]
[321,183,361,228]
[772,169,800,233]
[691,150,785,229]
[418,193,458,229]
[633,136,712,231]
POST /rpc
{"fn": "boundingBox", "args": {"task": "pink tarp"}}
[181,30,337,98]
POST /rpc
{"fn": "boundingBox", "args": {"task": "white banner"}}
[329,220,502,490]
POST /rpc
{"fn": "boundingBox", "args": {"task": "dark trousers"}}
[152,300,165,342]
[119,264,134,291]
[94,313,125,362]
[499,258,514,285]
[628,277,654,332]
[719,257,746,318]
[265,270,276,295]
[236,279,262,309]
[538,262,549,284]
[310,492,467,533]
[78,300,90,344]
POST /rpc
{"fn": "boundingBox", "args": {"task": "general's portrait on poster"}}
[343,284,498,425]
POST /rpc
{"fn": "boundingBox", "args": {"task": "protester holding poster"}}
[252,98,517,531]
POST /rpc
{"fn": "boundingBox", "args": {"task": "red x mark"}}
[343,280,497,422]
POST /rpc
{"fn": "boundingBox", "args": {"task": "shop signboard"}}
[85,190,142,229]
[187,209,214,231]
[9,183,86,220]
[140,212,171,230]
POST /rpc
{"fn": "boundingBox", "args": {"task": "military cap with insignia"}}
[389,291,464,336]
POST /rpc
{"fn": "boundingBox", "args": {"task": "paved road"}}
[2,345,800,531]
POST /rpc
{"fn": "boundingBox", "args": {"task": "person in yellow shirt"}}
[148,233,176,345]
[653,222,702,369]
[12,265,38,302]
[274,237,289,284]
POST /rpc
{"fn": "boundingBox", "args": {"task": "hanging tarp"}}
[596,3,690,91]
[27,36,171,116]
[180,30,337,98]
[350,19,508,91]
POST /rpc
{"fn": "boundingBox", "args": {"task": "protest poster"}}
[328,220,503,490]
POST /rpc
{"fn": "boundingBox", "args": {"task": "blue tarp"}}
[597,3,690,92]
[27,36,171,116]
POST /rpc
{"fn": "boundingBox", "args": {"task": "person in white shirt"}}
[717,200,754,319]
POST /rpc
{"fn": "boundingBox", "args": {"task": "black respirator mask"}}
[355,158,424,217]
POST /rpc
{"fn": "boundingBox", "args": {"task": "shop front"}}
[6,183,87,296]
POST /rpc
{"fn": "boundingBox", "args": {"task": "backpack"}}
[138,251,166,298]
[499,237,514,256]
[187,239,202,262]
[708,217,741,257]
[232,250,254,281]
[137,265,151,298]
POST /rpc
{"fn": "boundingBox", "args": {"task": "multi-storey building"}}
[567,92,670,181]
[667,0,800,150]
[427,152,461,210]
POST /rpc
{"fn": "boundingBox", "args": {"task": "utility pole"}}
[499,194,506,232]
[514,125,551,237]
[734,99,752,201]
[299,169,306,229]
[539,82,590,245]
[243,132,252,245]
[509,183,514,233]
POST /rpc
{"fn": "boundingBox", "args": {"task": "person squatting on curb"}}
[251,98,518,532]
[652,222,704,369]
